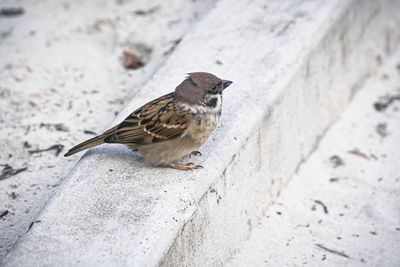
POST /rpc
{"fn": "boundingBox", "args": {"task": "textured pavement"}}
[1,0,400,265]
[0,0,214,259]
[229,49,400,267]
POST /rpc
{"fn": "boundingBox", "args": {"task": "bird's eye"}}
[211,85,218,91]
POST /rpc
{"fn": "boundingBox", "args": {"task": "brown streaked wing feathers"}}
[103,92,190,147]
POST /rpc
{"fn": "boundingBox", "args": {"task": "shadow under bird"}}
[64,72,233,170]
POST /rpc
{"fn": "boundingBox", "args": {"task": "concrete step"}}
[228,47,400,267]
[2,0,400,266]
[0,0,216,260]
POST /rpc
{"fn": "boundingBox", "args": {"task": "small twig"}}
[0,7,25,17]
[133,6,160,16]
[0,165,28,180]
[348,149,369,160]
[314,200,328,214]
[374,95,400,111]
[84,130,97,135]
[29,144,64,157]
[27,220,41,232]
[0,210,9,219]
[316,244,350,259]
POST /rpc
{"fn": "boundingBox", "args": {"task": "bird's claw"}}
[168,162,203,171]
[191,151,202,156]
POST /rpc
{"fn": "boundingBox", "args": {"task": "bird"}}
[64,72,233,170]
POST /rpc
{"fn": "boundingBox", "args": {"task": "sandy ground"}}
[229,49,400,266]
[0,0,215,259]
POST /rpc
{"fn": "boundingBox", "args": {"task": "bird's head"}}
[174,72,233,109]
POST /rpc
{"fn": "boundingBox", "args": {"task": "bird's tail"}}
[64,134,106,157]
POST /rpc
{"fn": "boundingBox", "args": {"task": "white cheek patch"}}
[178,94,222,115]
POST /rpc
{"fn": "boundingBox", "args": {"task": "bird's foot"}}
[168,162,203,171]
[191,150,202,156]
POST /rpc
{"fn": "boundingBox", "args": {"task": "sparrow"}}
[64,72,233,170]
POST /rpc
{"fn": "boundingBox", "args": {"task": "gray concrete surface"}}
[0,0,215,259]
[1,0,400,266]
[228,47,400,267]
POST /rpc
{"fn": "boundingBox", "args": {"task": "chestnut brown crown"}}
[174,72,232,105]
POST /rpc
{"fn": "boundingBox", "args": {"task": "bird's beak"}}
[221,80,233,90]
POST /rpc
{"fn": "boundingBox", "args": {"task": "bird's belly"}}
[137,137,199,165]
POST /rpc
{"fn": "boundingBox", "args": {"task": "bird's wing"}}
[104,92,191,146]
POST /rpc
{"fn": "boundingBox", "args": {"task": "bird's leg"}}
[168,162,203,170]
[191,151,202,156]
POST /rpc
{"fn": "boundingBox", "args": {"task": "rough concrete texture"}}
[2,0,400,266]
[228,48,400,267]
[0,0,215,259]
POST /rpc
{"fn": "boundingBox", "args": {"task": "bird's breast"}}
[183,113,220,145]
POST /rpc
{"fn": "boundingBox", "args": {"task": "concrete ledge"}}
[228,47,400,266]
[3,0,400,266]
